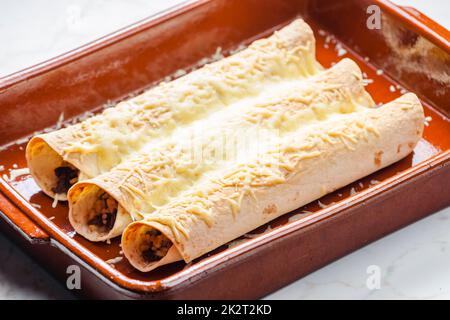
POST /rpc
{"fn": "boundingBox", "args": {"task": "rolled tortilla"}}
[26,18,320,200]
[68,59,375,242]
[121,93,424,272]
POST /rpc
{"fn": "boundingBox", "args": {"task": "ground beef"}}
[141,229,172,262]
[87,192,118,232]
[142,248,161,262]
[88,209,117,231]
[52,166,79,194]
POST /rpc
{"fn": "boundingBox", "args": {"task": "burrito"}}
[26,18,321,200]
[68,59,375,241]
[121,93,424,272]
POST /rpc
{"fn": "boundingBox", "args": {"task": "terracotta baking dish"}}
[0,0,449,299]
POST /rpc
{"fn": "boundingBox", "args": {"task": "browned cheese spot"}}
[374,151,383,166]
[263,204,278,215]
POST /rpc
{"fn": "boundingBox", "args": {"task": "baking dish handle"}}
[0,190,50,244]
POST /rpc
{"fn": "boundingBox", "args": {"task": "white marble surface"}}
[267,207,450,299]
[0,0,449,300]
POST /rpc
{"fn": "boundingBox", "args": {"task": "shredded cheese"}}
[140,112,382,240]
[56,23,321,177]
[52,194,60,208]
[106,256,123,265]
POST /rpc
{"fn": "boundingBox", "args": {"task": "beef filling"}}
[141,229,172,262]
[52,165,79,194]
[87,192,118,232]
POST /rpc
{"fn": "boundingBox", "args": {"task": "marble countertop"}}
[0,0,449,300]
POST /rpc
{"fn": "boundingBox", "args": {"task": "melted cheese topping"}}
[99,60,371,225]
[141,112,381,242]
[60,23,321,177]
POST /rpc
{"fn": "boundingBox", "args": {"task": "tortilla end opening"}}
[69,184,120,241]
[26,138,79,200]
[123,224,174,272]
